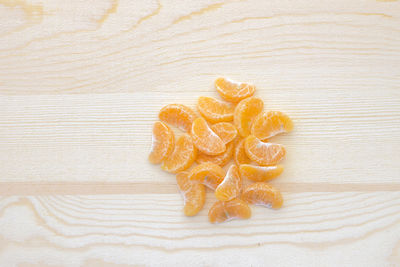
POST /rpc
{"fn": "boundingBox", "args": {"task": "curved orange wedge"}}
[251,111,294,140]
[159,104,197,132]
[188,162,225,190]
[208,198,251,223]
[242,182,283,209]
[234,97,264,137]
[196,141,234,167]
[215,77,255,103]
[148,121,175,164]
[239,164,284,182]
[215,165,242,201]
[244,135,285,166]
[176,172,206,216]
[162,134,197,173]
[191,117,226,155]
[197,96,235,123]
[211,122,237,144]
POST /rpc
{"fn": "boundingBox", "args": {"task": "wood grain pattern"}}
[1,0,400,266]
[1,193,400,266]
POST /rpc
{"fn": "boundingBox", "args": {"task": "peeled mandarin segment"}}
[215,77,255,103]
[239,164,284,182]
[251,111,294,140]
[208,198,251,224]
[176,172,206,216]
[234,138,251,165]
[197,96,235,123]
[191,117,226,155]
[196,141,234,167]
[162,134,197,173]
[159,104,197,132]
[188,162,225,190]
[148,121,175,164]
[210,122,237,144]
[244,135,286,166]
[184,184,206,216]
[242,182,283,209]
[234,97,264,137]
[176,172,192,192]
[215,165,242,201]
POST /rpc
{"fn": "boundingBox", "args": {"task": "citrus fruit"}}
[208,198,251,223]
[162,134,197,173]
[196,141,234,167]
[159,104,197,132]
[188,162,225,190]
[234,97,264,137]
[176,172,206,216]
[215,165,242,201]
[148,121,175,164]
[210,122,237,144]
[191,117,226,155]
[242,182,283,209]
[239,164,284,182]
[251,111,294,140]
[244,135,285,166]
[234,138,251,165]
[197,96,235,123]
[215,77,255,103]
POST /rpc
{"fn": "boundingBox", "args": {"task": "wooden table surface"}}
[1,0,400,266]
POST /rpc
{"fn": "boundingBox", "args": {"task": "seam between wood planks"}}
[0,182,399,195]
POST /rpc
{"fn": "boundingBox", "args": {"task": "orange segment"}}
[244,135,285,166]
[215,165,242,201]
[188,162,225,190]
[239,164,284,182]
[162,134,197,173]
[159,104,197,132]
[197,96,235,123]
[208,198,251,223]
[191,117,226,155]
[234,97,264,137]
[196,141,234,167]
[242,182,283,209]
[148,121,175,164]
[215,77,255,103]
[210,122,237,144]
[251,111,294,140]
[176,172,206,216]
[234,138,251,165]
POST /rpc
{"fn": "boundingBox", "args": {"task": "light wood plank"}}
[1,0,400,266]
[1,92,399,184]
[0,193,399,266]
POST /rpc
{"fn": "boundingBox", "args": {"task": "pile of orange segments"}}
[149,77,293,223]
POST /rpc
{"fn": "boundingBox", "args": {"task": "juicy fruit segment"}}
[234,97,264,137]
[251,111,294,140]
[148,121,175,164]
[245,135,286,166]
[215,165,242,201]
[234,138,251,165]
[239,164,284,182]
[197,96,235,123]
[211,122,237,144]
[188,162,225,190]
[162,134,197,173]
[159,104,197,132]
[215,77,255,103]
[208,198,251,223]
[242,182,283,209]
[191,117,226,155]
[196,141,234,167]
[176,172,206,216]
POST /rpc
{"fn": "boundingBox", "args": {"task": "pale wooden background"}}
[1,0,400,266]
